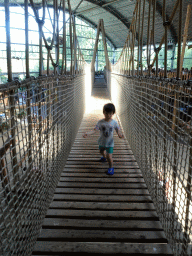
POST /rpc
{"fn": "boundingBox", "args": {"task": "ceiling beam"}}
[76,0,132,31]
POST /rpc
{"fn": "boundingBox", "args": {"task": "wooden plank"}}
[32,100,173,255]
[33,241,173,254]
[62,168,141,173]
[57,182,147,188]
[68,154,134,158]
[42,218,162,230]
[37,229,167,242]
[69,150,132,154]
[65,161,137,166]
[68,151,134,155]
[53,194,152,202]
[49,201,155,210]
[66,157,136,162]
[61,168,141,173]
[59,177,145,183]
[46,209,159,219]
[60,172,143,177]
[64,163,139,168]
[54,188,150,195]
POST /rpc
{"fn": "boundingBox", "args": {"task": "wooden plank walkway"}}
[32,89,173,255]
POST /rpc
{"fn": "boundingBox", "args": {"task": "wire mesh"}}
[108,71,192,256]
[0,73,85,256]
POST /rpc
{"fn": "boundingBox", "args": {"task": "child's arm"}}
[83,127,98,138]
[115,128,124,139]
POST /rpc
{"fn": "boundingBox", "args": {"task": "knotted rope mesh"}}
[0,74,85,255]
[107,71,192,256]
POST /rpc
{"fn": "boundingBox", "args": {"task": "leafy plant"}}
[17,110,26,119]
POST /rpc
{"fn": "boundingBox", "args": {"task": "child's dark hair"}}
[103,103,116,114]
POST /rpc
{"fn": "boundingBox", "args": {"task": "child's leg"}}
[100,148,106,158]
[106,153,113,168]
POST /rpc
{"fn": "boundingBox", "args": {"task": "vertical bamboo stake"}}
[25,0,29,78]
[72,16,77,75]
[62,0,66,74]
[180,4,191,74]
[39,22,43,76]
[176,0,182,79]
[5,0,12,82]
[47,50,50,75]
[163,0,168,78]
[38,83,42,173]
[147,0,151,76]
[68,0,73,75]
[26,83,32,173]
[182,137,192,255]
[137,0,141,75]
[56,0,60,74]
[140,0,145,76]
[9,90,19,185]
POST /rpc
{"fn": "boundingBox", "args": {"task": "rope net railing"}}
[106,1,192,255]
[1,0,87,254]
[0,73,86,255]
[108,73,192,256]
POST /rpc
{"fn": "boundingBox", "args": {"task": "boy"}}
[83,103,124,175]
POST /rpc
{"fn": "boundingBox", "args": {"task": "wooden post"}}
[180,4,191,74]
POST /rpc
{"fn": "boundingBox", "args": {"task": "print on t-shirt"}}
[96,119,119,148]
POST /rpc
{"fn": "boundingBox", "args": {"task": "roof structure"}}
[3,0,192,49]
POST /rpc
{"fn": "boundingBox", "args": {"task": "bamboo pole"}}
[5,0,12,82]
[163,0,168,78]
[25,0,29,78]
[67,0,73,75]
[147,0,151,76]
[100,19,111,71]
[151,0,180,68]
[62,0,66,74]
[140,0,145,76]
[176,0,182,79]
[180,4,191,74]
[91,20,101,72]
[137,0,141,75]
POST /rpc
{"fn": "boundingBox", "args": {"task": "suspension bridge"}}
[0,0,192,255]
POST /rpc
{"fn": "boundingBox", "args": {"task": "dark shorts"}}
[99,146,113,154]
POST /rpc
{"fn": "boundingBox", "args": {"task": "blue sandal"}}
[107,167,114,175]
[99,157,107,162]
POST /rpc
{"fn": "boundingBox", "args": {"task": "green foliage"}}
[17,110,26,119]
[0,68,7,84]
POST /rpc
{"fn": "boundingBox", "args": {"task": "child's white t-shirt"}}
[95,119,119,147]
